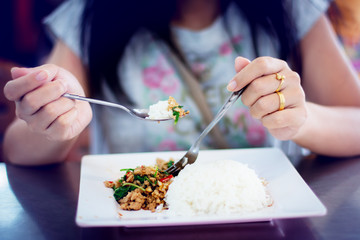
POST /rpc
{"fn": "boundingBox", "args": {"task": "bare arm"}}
[229,15,360,157]
[47,41,89,95]
[293,15,360,156]
[3,41,92,165]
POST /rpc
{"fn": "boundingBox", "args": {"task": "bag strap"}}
[167,50,229,149]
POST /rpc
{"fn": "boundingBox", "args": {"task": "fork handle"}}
[190,87,246,152]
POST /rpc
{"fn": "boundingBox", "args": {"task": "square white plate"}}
[76,148,326,227]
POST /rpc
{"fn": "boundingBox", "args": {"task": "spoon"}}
[63,93,172,121]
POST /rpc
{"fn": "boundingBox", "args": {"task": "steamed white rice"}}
[147,100,173,120]
[165,159,271,216]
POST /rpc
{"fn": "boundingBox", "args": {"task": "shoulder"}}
[286,0,330,40]
[43,0,85,58]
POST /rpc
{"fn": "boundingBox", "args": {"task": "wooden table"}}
[1,153,359,240]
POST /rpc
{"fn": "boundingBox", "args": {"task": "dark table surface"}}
[1,152,360,240]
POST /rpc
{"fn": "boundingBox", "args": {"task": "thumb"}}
[234,56,251,73]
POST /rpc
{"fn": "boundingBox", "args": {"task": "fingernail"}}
[36,70,48,81]
[227,80,237,91]
[10,67,19,73]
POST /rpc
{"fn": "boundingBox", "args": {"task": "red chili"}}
[160,175,173,183]
[125,171,132,180]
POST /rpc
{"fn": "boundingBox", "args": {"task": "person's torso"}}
[93,4,275,153]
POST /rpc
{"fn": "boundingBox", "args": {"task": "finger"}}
[228,56,288,91]
[17,78,68,116]
[4,64,60,101]
[227,57,251,91]
[25,97,75,132]
[45,107,80,141]
[249,87,301,120]
[11,67,33,79]
[234,56,251,73]
[241,71,289,107]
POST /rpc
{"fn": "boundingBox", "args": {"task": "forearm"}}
[293,102,360,157]
[3,119,78,166]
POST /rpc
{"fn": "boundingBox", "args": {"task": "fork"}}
[166,87,247,176]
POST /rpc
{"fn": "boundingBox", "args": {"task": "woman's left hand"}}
[227,56,307,140]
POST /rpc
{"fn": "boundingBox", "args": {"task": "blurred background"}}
[0,0,359,162]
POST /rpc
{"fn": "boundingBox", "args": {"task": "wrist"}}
[291,102,313,144]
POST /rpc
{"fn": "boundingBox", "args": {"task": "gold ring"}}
[275,73,285,80]
[275,73,285,92]
[276,91,285,111]
[275,78,284,92]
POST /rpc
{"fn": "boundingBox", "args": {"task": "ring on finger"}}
[275,73,285,92]
[276,91,285,111]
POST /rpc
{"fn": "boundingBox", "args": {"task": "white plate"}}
[76,148,326,227]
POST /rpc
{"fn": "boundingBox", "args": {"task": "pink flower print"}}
[191,62,207,75]
[143,55,179,95]
[159,73,179,95]
[246,124,266,147]
[352,59,360,72]
[157,139,180,151]
[167,126,175,133]
[143,66,164,89]
[219,42,232,56]
[231,35,243,45]
[232,108,251,129]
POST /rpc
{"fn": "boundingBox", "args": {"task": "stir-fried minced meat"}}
[167,96,189,123]
[104,158,174,212]
[119,188,146,211]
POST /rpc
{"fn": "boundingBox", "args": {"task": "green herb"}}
[144,176,154,185]
[134,174,155,185]
[122,183,145,191]
[134,174,146,183]
[167,160,174,168]
[172,106,183,124]
[153,166,158,178]
[113,183,145,201]
[113,186,132,201]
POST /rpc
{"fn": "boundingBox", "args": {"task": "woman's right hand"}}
[4,64,92,141]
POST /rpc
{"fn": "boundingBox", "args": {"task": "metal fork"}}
[166,87,247,176]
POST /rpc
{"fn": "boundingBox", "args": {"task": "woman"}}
[3,0,360,165]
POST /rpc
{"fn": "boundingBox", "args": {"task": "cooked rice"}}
[147,96,189,121]
[147,100,173,120]
[165,159,271,216]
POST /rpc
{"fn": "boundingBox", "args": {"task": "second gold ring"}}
[276,91,285,111]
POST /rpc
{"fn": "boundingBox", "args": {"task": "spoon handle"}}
[63,93,129,112]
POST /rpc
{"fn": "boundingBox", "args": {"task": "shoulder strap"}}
[167,50,229,149]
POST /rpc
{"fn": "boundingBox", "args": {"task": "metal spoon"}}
[63,93,172,121]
